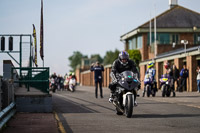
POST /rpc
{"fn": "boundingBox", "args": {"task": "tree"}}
[127,49,141,67]
[103,49,119,65]
[68,51,87,71]
[90,54,103,64]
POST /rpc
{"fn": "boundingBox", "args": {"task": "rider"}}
[164,62,175,96]
[143,61,157,96]
[108,51,140,105]
[71,72,77,81]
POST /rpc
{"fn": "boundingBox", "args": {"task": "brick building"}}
[120,2,200,91]
[77,1,200,92]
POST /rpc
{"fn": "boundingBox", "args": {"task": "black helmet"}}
[119,51,129,66]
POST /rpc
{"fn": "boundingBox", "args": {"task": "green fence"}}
[12,67,50,93]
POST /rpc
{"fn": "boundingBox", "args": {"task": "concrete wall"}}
[16,95,52,113]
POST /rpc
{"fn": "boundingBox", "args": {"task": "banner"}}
[32,24,38,67]
[40,0,44,60]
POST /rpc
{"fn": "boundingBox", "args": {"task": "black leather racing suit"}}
[109,59,140,98]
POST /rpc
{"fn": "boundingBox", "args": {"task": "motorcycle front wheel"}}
[161,85,166,97]
[124,94,133,118]
[166,86,171,97]
[147,85,151,97]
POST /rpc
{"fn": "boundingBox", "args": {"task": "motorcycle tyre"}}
[166,86,171,97]
[125,94,133,118]
[162,85,166,97]
[147,85,151,97]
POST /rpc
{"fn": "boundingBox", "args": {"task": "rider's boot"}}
[108,93,114,103]
[134,101,138,106]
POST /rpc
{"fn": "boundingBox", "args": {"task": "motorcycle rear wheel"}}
[147,85,151,97]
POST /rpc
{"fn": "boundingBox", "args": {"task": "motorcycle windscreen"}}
[119,71,139,90]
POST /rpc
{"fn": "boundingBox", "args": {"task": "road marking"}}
[54,111,66,133]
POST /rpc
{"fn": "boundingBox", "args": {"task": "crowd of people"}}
[49,72,77,92]
[144,60,200,94]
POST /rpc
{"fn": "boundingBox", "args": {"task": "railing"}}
[0,78,16,130]
[12,67,50,93]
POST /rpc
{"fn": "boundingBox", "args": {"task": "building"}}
[120,0,200,91]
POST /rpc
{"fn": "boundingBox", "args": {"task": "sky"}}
[0,0,200,76]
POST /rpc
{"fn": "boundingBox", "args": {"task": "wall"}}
[186,55,197,92]
[79,65,112,87]
[180,33,194,44]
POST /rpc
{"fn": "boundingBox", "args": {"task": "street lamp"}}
[172,42,176,48]
[181,40,188,56]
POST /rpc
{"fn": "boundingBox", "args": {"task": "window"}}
[132,37,137,49]
[128,40,133,50]
[148,33,171,45]
[128,37,137,50]
[194,34,200,44]
[158,33,170,44]
[137,35,143,49]
[171,34,179,44]
[147,32,154,45]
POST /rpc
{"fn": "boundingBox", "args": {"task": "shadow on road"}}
[132,113,200,118]
[53,94,98,113]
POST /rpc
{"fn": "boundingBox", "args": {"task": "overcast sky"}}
[0,0,200,76]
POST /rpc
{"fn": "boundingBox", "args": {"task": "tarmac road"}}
[53,86,200,133]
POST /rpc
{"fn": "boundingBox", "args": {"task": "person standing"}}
[179,65,189,92]
[90,61,104,98]
[172,64,180,91]
[196,66,200,93]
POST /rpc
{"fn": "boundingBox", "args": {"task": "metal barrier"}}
[12,67,50,93]
[0,79,2,111]
[0,79,16,130]
[0,79,14,110]
[0,102,16,129]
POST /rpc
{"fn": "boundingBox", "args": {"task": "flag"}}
[40,0,44,60]
[32,24,38,67]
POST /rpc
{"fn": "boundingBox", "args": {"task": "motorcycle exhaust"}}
[112,101,124,113]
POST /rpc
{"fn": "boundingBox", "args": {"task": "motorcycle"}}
[69,78,76,92]
[143,74,156,97]
[160,74,175,97]
[50,78,57,93]
[64,77,70,91]
[111,71,140,118]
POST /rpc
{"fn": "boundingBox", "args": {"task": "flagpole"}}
[154,4,157,58]
[40,0,44,67]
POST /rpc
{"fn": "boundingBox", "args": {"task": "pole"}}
[150,12,152,46]
[20,35,22,78]
[154,4,157,58]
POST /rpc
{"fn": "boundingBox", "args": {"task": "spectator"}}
[196,66,200,93]
[90,61,104,98]
[179,65,189,92]
[172,64,180,91]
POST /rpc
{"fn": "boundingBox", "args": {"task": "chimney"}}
[169,0,178,9]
